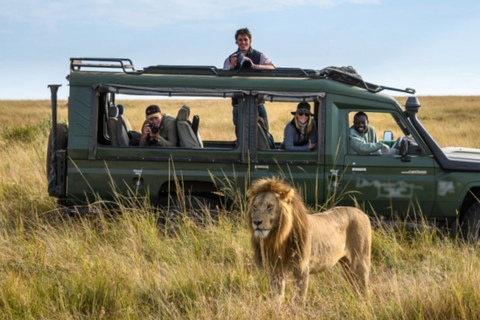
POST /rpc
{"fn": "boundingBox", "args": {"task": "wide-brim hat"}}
[291,102,313,115]
[146,104,161,119]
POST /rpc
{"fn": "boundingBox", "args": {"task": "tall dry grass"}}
[0,96,480,319]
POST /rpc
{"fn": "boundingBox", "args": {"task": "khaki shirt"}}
[349,125,383,155]
[140,114,178,147]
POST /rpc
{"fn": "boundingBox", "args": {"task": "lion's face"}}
[249,191,284,239]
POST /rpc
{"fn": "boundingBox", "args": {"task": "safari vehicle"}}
[47,58,480,240]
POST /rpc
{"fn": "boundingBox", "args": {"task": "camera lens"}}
[236,51,252,69]
[242,60,252,68]
[150,124,159,134]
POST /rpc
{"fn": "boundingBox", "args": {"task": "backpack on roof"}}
[319,66,363,86]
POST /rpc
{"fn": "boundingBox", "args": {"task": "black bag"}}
[319,66,363,86]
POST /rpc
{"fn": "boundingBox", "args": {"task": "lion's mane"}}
[246,177,311,274]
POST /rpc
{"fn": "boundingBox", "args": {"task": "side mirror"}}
[383,131,394,141]
[400,138,411,162]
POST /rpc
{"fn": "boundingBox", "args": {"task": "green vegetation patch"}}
[1,119,50,144]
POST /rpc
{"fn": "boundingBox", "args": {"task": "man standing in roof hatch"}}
[224,28,274,137]
[223,27,275,71]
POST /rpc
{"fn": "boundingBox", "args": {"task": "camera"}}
[149,123,159,134]
[236,51,252,69]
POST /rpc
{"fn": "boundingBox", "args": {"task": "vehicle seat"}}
[192,115,199,136]
[108,105,130,147]
[257,118,275,150]
[116,104,133,132]
[176,105,203,148]
[116,103,142,145]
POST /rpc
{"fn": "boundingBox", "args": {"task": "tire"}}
[460,202,480,243]
[155,194,222,226]
[46,123,68,197]
[46,123,68,177]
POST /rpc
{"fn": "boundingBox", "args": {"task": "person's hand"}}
[142,123,151,139]
[151,132,161,141]
[230,54,238,69]
[308,140,317,151]
[381,144,390,155]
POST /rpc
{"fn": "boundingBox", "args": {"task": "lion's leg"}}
[349,234,371,296]
[293,266,310,302]
[269,272,286,301]
[351,259,370,294]
[340,254,370,296]
[339,258,358,292]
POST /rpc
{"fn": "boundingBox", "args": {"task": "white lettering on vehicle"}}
[401,170,427,175]
[356,179,423,199]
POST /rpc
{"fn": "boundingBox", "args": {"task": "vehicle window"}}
[263,100,319,151]
[348,111,408,155]
[98,93,237,147]
[98,91,322,151]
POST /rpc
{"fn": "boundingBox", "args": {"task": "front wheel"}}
[460,202,480,243]
[155,194,222,226]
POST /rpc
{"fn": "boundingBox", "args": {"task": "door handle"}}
[328,169,340,189]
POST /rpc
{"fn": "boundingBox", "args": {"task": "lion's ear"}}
[280,189,295,203]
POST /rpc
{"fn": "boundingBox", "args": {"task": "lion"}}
[246,177,371,302]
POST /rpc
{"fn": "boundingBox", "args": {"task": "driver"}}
[349,111,390,155]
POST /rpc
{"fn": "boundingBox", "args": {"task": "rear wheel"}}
[460,202,480,243]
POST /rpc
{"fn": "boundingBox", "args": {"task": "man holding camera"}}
[223,27,275,71]
[140,105,178,147]
[224,28,274,136]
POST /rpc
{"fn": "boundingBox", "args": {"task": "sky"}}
[1,0,479,100]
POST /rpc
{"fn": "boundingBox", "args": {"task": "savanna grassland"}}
[1,96,480,319]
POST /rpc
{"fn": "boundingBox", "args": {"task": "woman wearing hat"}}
[281,102,318,151]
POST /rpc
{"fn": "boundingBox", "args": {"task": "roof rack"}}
[142,65,321,78]
[319,66,416,94]
[143,65,219,75]
[70,58,136,73]
[69,57,416,94]
[142,63,415,94]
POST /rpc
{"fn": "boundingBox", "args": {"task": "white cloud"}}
[0,0,382,28]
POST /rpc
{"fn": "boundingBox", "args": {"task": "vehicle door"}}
[338,109,438,219]
[253,93,326,209]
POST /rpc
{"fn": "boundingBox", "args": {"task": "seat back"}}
[108,106,130,147]
[257,118,275,150]
[257,122,271,150]
[176,105,202,148]
[192,115,199,136]
[116,104,133,132]
[191,114,203,147]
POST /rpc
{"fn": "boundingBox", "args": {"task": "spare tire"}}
[46,123,68,196]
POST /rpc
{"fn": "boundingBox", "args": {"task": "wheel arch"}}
[458,186,480,220]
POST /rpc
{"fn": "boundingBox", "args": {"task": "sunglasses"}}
[297,112,310,116]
